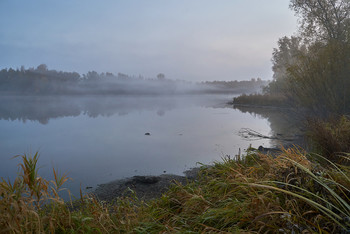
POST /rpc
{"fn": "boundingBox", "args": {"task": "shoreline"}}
[92,167,202,202]
[91,146,286,202]
[229,103,291,110]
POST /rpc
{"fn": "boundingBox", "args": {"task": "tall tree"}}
[290,0,350,42]
[268,36,306,93]
[265,0,350,115]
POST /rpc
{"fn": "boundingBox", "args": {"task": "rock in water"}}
[258,146,282,155]
[133,176,160,184]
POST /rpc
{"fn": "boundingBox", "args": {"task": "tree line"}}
[0,65,267,95]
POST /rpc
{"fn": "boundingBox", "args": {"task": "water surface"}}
[0,95,273,197]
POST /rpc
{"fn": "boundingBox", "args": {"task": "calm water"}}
[0,95,274,198]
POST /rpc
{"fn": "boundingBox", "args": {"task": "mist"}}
[0,65,268,97]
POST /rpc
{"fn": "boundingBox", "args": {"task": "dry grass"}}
[0,152,131,233]
[1,147,349,233]
[142,147,348,233]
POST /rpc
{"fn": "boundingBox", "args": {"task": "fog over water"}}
[0,95,281,198]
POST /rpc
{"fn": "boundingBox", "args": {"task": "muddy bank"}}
[92,141,300,203]
[92,145,294,202]
[93,168,201,202]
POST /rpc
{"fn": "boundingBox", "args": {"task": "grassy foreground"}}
[1,148,350,233]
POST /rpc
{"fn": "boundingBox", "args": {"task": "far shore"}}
[228,103,292,111]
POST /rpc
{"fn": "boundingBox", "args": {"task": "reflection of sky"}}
[0,96,271,198]
[0,0,297,81]
[0,95,232,124]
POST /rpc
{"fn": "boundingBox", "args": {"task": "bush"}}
[284,41,350,116]
[232,93,288,107]
[307,115,350,164]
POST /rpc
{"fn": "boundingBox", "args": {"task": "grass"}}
[1,147,350,233]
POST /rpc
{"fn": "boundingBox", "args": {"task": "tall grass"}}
[1,148,349,233]
[0,152,128,233]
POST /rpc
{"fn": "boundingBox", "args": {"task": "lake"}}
[0,95,278,198]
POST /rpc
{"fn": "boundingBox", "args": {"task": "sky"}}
[0,0,298,81]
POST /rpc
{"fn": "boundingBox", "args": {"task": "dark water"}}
[0,95,278,198]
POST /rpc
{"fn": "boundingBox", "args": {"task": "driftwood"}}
[238,128,277,140]
[238,128,295,142]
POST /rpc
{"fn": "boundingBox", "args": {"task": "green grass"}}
[1,147,349,233]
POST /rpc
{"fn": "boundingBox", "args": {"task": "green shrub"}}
[307,115,350,164]
[232,93,288,107]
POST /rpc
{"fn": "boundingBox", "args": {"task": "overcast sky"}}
[0,1,297,81]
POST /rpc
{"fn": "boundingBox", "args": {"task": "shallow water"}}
[0,95,273,198]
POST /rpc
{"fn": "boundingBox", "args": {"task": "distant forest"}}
[0,64,268,95]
